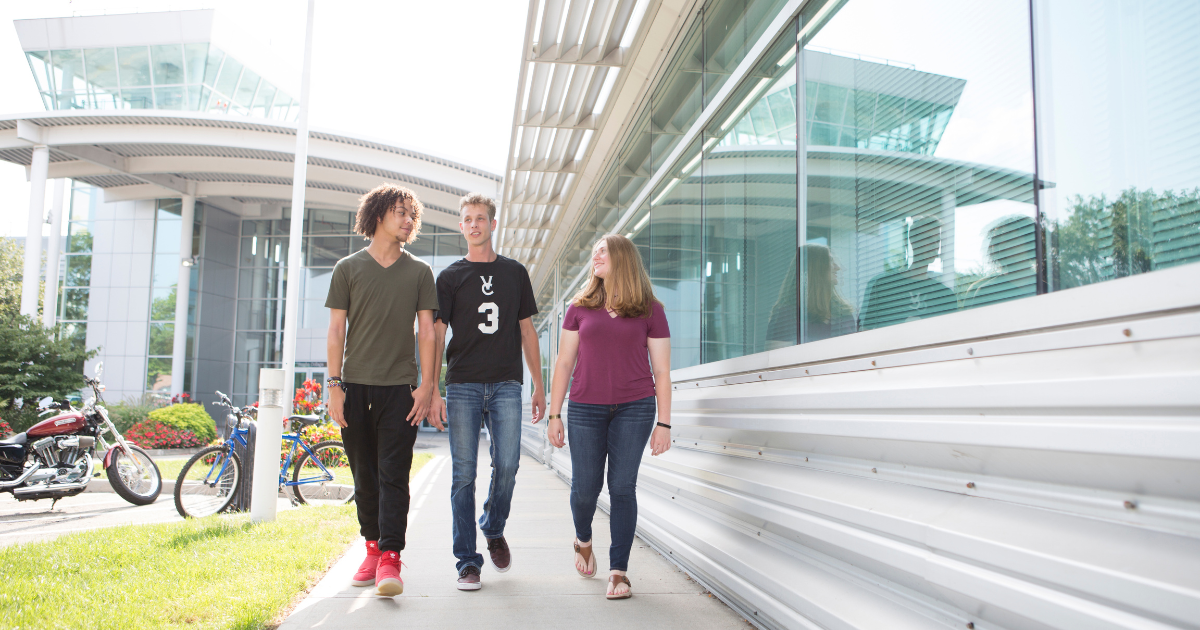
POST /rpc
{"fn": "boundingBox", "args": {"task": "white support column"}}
[21,146,49,318]
[170,194,196,396]
[282,0,317,412]
[42,179,66,327]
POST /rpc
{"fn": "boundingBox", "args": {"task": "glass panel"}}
[183,43,208,85]
[66,222,93,254]
[213,56,243,97]
[233,363,281,397]
[148,323,174,356]
[238,268,286,299]
[116,46,151,87]
[702,0,791,107]
[203,46,225,85]
[240,235,289,267]
[235,332,281,363]
[83,48,119,89]
[121,87,154,109]
[51,49,88,109]
[703,20,799,360]
[60,288,89,321]
[153,254,179,288]
[234,68,260,108]
[26,51,52,93]
[618,107,653,212]
[252,82,276,117]
[650,21,703,174]
[59,323,87,357]
[407,236,435,258]
[304,236,349,266]
[150,45,184,85]
[798,0,1036,342]
[302,300,330,329]
[237,299,284,331]
[154,87,185,110]
[306,208,352,234]
[150,287,177,321]
[301,268,335,301]
[1038,0,1200,289]
[64,254,92,287]
[146,358,172,392]
[649,139,703,369]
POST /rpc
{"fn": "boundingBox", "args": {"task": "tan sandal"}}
[573,540,596,578]
[606,574,632,599]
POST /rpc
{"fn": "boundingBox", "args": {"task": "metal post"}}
[42,179,66,327]
[171,194,196,396]
[251,368,285,522]
[21,146,49,318]
[282,0,317,412]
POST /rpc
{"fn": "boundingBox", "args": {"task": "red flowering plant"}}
[0,418,13,438]
[293,379,322,415]
[169,392,192,405]
[125,420,208,449]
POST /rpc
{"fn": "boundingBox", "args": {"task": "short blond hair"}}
[459,193,497,222]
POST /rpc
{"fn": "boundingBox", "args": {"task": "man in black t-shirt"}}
[433,193,545,591]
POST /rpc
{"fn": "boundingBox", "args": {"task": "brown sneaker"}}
[457,565,481,590]
[486,536,511,573]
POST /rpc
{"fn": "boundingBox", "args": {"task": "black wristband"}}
[656,422,671,429]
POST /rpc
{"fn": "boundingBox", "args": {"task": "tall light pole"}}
[281,0,316,411]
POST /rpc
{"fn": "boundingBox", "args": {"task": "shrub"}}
[147,403,216,443]
[125,420,207,449]
[106,394,161,434]
[281,420,341,462]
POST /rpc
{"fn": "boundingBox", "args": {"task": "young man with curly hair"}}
[325,184,442,597]
[432,193,545,590]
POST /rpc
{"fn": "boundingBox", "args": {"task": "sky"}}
[0,0,527,236]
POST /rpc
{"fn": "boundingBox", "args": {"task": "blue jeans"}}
[447,381,523,572]
[566,395,657,572]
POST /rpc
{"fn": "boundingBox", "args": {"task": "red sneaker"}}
[375,551,404,596]
[350,540,381,587]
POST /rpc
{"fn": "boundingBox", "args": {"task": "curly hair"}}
[355,184,423,244]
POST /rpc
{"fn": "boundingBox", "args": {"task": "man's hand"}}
[547,417,565,448]
[407,383,435,427]
[428,393,446,431]
[530,386,546,423]
[329,387,347,428]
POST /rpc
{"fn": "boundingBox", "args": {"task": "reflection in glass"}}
[26,52,51,93]
[51,49,88,109]
[235,332,281,363]
[150,45,185,84]
[148,323,174,356]
[61,289,89,321]
[1037,0,1200,290]
[649,140,703,369]
[239,268,286,300]
[798,0,1036,343]
[237,299,284,331]
[116,47,152,86]
[146,358,172,392]
[65,255,92,287]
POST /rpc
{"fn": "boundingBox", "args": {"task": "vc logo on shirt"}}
[481,276,494,295]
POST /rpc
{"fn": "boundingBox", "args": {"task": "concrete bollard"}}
[251,368,285,523]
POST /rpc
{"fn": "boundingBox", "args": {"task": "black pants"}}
[342,383,419,553]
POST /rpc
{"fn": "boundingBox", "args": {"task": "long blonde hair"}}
[572,234,658,318]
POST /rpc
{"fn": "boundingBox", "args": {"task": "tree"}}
[0,313,98,431]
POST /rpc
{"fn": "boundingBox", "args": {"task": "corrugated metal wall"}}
[522,272,1200,629]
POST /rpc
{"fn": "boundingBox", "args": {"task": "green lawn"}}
[2,453,438,630]
[0,505,360,629]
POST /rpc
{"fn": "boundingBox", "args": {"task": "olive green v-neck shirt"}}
[325,247,439,386]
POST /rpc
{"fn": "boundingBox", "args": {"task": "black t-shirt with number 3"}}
[436,255,538,384]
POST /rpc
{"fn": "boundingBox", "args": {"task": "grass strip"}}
[156,451,435,486]
[3,453,438,630]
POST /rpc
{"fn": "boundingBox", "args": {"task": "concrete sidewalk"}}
[280,445,750,629]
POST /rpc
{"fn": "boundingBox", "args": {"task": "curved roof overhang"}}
[0,110,501,229]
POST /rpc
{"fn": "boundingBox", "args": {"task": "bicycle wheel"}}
[174,446,241,518]
[292,440,353,506]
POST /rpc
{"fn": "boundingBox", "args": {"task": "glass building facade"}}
[533,0,1200,369]
[25,44,297,119]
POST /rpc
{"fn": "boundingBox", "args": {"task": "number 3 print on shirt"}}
[478,302,499,334]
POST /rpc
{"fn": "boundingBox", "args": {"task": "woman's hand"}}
[650,425,671,456]
[548,417,566,448]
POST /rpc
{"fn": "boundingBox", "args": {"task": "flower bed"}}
[125,420,208,449]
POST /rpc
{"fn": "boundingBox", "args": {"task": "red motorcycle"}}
[0,363,162,507]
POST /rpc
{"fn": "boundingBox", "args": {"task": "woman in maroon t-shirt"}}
[540,234,672,600]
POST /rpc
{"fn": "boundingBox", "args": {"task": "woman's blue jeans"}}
[566,395,656,572]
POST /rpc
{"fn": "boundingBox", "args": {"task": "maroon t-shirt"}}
[563,301,671,404]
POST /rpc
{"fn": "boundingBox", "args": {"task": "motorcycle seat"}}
[288,415,321,428]
[0,432,26,445]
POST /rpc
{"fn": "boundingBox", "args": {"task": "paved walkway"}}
[280,438,750,630]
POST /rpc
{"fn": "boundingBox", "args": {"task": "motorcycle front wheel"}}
[106,445,162,505]
[174,446,241,518]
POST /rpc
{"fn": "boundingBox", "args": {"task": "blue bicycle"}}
[172,391,354,518]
